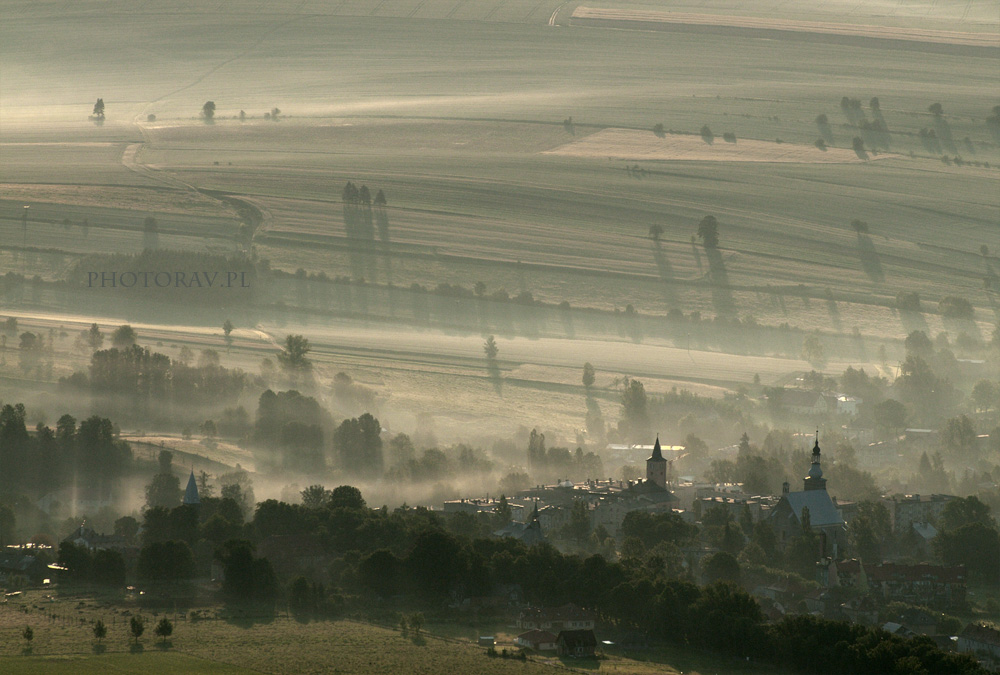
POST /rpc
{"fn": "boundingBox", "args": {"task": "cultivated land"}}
[1,0,998,442]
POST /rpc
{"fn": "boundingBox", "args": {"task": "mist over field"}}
[1,0,999,672]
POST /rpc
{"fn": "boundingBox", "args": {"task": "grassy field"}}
[1,0,997,445]
[0,590,773,674]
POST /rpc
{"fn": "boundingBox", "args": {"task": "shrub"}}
[939,296,974,320]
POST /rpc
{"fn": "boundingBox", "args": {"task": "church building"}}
[767,436,846,557]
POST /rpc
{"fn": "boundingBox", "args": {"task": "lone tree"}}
[374,189,387,207]
[111,324,137,349]
[850,219,869,234]
[648,224,664,242]
[129,616,145,645]
[582,362,595,388]
[154,618,173,645]
[92,98,105,120]
[928,102,944,117]
[202,101,216,122]
[277,334,312,377]
[483,335,499,360]
[697,215,719,249]
[22,625,33,646]
[93,620,107,643]
[223,319,234,351]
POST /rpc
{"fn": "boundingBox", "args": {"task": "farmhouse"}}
[516,629,558,651]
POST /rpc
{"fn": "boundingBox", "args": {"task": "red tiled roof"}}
[518,629,557,645]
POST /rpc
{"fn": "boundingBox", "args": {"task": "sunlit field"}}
[1,0,998,445]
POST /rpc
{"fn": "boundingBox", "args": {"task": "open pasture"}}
[0,590,766,674]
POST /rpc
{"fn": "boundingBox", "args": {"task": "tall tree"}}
[697,216,719,249]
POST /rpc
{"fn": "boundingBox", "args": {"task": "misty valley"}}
[1,0,999,673]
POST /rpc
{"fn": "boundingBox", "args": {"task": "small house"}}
[556,629,597,658]
[516,629,557,651]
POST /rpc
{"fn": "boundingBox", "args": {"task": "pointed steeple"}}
[183,470,200,505]
[646,435,667,488]
[530,500,539,522]
[804,432,827,491]
[649,435,664,462]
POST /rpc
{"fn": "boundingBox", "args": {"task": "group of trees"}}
[525,428,603,481]
[0,403,132,498]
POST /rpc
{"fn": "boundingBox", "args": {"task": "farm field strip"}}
[571,6,1000,46]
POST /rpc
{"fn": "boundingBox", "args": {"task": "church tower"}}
[184,470,201,505]
[646,436,667,489]
[803,435,827,491]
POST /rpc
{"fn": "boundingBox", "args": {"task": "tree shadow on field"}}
[129,643,145,654]
[825,291,842,332]
[559,656,599,669]
[410,634,426,646]
[223,609,277,629]
[487,359,503,396]
[933,116,957,154]
[92,643,107,655]
[652,241,678,305]
[856,233,884,282]
[704,248,735,316]
[899,308,928,335]
[690,237,703,274]
[560,303,576,339]
[155,640,174,651]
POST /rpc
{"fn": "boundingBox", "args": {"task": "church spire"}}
[804,432,827,491]
[184,470,200,505]
[646,435,667,488]
[650,435,664,461]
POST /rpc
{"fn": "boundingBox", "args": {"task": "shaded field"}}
[0,653,251,674]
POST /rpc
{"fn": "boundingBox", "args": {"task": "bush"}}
[939,296,974,320]
[896,291,921,312]
[722,132,736,143]
[814,139,826,150]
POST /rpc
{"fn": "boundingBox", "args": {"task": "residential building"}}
[957,624,1000,664]
[516,629,558,651]
[518,603,595,632]
[881,493,956,535]
[829,559,966,610]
